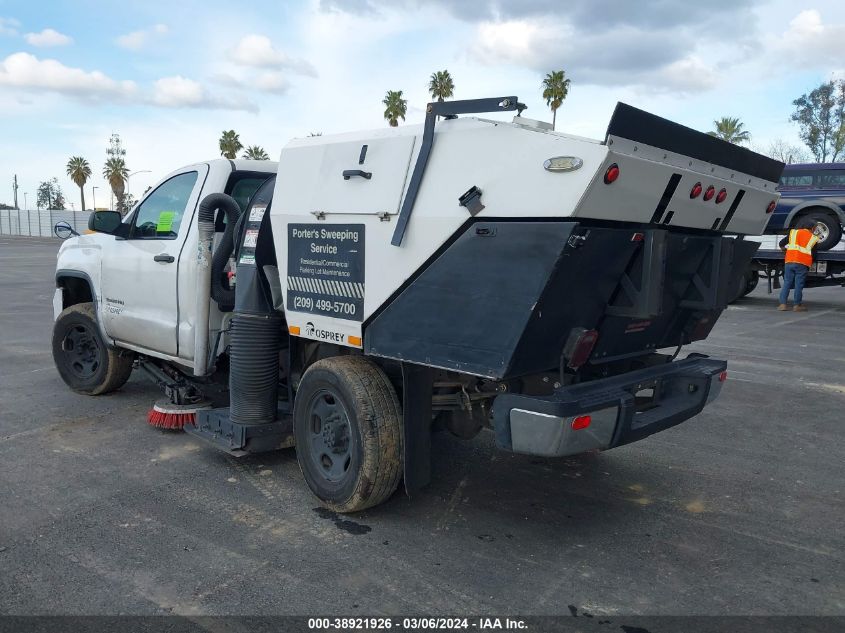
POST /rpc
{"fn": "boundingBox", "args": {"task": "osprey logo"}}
[304,321,345,343]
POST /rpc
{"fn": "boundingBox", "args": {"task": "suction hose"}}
[227,177,281,426]
[204,194,242,312]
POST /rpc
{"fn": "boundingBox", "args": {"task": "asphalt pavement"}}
[0,236,843,616]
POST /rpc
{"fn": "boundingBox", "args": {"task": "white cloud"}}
[151,75,258,112]
[228,34,317,76]
[0,16,20,36]
[0,52,135,98]
[116,23,169,51]
[24,28,73,47]
[255,71,289,94]
[775,10,845,68]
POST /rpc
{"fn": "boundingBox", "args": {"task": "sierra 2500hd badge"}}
[287,224,365,322]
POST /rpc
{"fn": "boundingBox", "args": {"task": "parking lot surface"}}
[1,237,843,616]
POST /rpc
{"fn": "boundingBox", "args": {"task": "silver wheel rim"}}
[814,222,829,242]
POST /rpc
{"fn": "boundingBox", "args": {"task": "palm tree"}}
[66,156,92,211]
[219,130,243,159]
[541,70,571,130]
[708,117,751,144]
[382,90,407,127]
[103,157,129,215]
[428,70,455,102]
[242,145,270,160]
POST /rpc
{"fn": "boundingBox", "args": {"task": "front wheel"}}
[52,302,134,395]
[294,356,402,513]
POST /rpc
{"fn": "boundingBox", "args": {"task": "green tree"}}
[541,70,571,130]
[428,69,455,102]
[242,145,270,160]
[219,130,243,159]
[103,157,129,215]
[382,90,407,127]
[36,177,64,210]
[791,80,845,163]
[708,117,751,144]
[66,156,92,211]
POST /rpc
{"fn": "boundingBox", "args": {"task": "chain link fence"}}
[0,208,89,238]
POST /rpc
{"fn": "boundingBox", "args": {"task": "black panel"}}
[367,222,579,378]
[607,103,784,183]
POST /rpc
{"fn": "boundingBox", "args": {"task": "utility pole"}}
[13,175,19,209]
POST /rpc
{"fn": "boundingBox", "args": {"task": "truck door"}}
[99,167,207,356]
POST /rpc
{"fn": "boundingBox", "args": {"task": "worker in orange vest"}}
[778,219,819,312]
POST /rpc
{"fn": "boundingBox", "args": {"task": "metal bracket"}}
[391,96,525,247]
[679,238,724,310]
[458,186,485,216]
[606,230,667,319]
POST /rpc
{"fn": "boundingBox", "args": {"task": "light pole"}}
[92,186,98,211]
[127,170,151,198]
[23,193,28,210]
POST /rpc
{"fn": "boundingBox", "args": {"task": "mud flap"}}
[401,362,435,496]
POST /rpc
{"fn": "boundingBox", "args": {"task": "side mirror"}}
[88,210,123,234]
[54,221,80,240]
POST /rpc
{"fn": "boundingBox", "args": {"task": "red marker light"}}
[715,188,728,204]
[604,163,620,184]
[766,200,777,214]
[690,182,703,199]
[719,370,728,383]
[703,185,716,201]
[571,415,592,430]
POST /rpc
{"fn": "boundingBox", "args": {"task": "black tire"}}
[797,211,842,251]
[742,269,759,297]
[52,302,134,395]
[294,356,402,513]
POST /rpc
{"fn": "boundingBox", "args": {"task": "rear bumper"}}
[491,355,726,457]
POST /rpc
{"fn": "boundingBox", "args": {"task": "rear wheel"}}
[796,211,842,251]
[52,302,134,395]
[294,356,402,513]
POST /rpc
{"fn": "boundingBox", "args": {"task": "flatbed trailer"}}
[752,248,845,294]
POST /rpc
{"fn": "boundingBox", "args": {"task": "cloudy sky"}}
[1,0,843,209]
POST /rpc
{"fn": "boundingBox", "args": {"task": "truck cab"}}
[53,159,277,372]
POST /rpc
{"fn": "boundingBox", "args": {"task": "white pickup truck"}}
[53,96,784,512]
[53,159,276,391]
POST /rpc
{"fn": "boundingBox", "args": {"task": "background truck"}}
[52,96,783,512]
[762,162,845,250]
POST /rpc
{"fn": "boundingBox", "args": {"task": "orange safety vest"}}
[784,228,818,267]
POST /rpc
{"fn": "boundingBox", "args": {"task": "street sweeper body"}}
[53,96,784,512]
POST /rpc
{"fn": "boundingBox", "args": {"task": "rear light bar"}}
[703,185,715,202]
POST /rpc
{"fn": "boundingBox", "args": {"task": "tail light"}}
[690,182,703,199]
[703,185,715,201]
[766,200,776,214]
[604,163,620,184]
[564,328,599,369]
[715,188,727,204]
[571,415,592,430]
[719,370,728,382]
